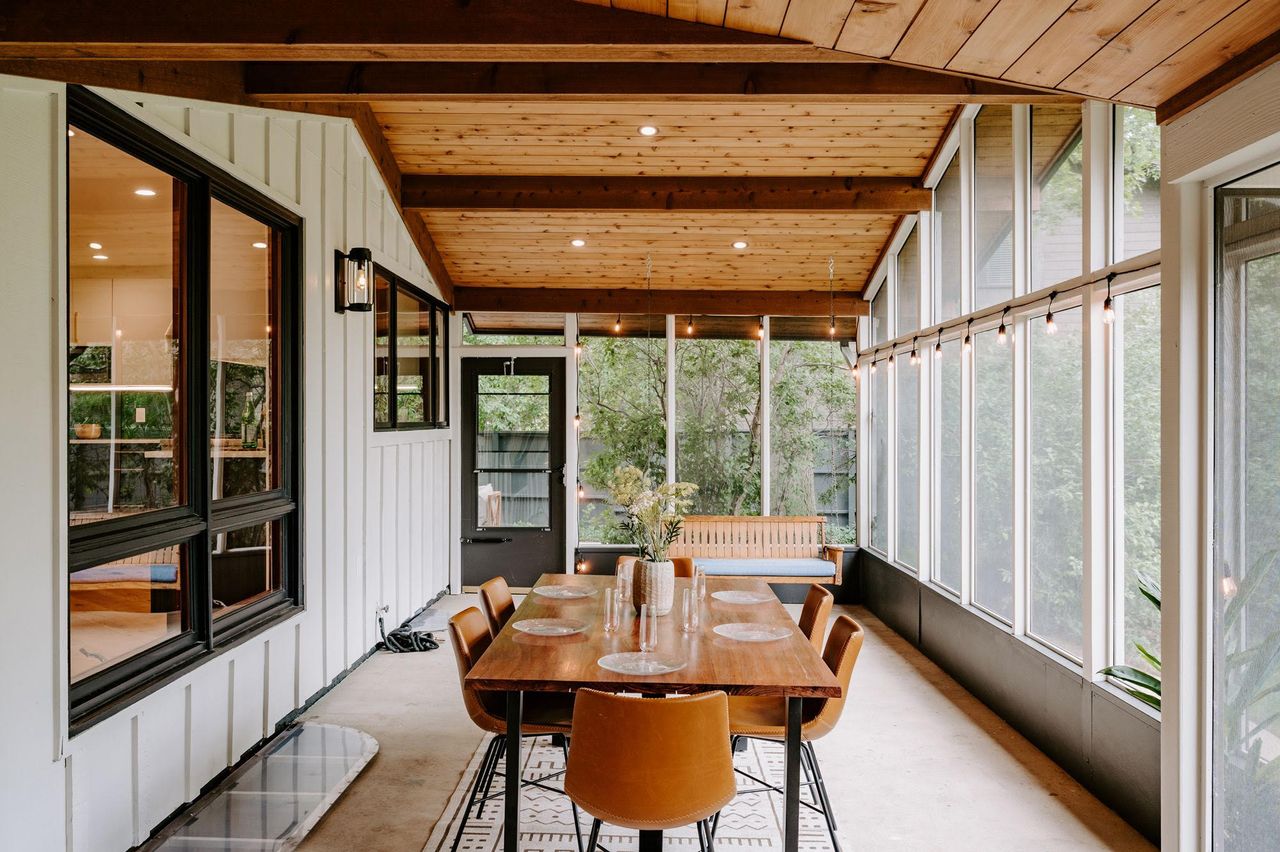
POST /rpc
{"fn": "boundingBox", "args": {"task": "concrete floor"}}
[296,597,1155,852]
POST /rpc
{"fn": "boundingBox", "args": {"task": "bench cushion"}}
[694,557,835,578]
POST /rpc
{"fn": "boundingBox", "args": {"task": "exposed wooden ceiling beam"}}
[401,176,930,213]
[454,287,869,317]
[0,0,835,63]
[0,59,249,104]
[245,62,1077,102]
[1156,30,1280,125]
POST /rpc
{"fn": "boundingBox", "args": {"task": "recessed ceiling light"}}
[732,240,749,250]
[67,129,76,138]
[252,241,268,249]
[638,125,659,137]
[134,188,157,197]
[88,242,102,250]
[92,254,109,261]
[570,238,586,248]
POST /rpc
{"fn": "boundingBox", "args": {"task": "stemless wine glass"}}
[694,568,708,601]
[602,588,620,633]
[638,603,658,653]
[680,588,699,633]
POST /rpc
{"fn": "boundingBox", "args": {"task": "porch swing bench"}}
[668,516,843,585]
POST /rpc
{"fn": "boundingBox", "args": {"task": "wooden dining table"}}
[464,572,842,852]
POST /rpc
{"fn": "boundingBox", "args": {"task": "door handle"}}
[461,537,513,544]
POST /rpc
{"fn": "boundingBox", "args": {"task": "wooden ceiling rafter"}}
[454,287,870,317]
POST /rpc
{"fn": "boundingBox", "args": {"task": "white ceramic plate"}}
[713,623,792,643]
[711,590,773,605]
[511,618,587,637]
[596,652,687,676]
[531,585,597,599]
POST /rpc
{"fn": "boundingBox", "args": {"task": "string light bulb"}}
[909,338,919,366]
[997,308,1009,345]
[935,329,943,359]
[963,319,973,354]
[888,352,895,369]
[1045,291,1058,335]
[1222,564,1239,600]
[573,411,581,429]
[687,315,694,335]
[614,314,621,333]
[1102,273,1115,324]
[577,482,585,500]
[870,358,878,375]
[574,338,582,356]
[758,317,765,339]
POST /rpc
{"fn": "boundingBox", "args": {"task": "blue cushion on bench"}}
[694,557,835,578]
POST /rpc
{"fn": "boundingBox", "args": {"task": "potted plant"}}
[607,465,697,615]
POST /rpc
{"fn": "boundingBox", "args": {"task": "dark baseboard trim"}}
[856,549,1160,844]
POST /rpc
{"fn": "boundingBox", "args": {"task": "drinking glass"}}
[638,603,658,653]
[617,562,633,602]
[602,588,620,633]
[680,588,699,633]
[694,568,708,602]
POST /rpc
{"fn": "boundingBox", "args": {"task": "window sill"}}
[1093,676,1161,725]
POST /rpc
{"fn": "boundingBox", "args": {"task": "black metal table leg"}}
[784,696,802,852]
[505,691,522,852]
[639,829,663,852]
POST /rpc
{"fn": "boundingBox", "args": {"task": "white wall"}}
[0,75,452,852]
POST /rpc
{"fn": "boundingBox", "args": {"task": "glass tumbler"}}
[602,588,620,633]
[638,603,658,653]
[694,568,708,601]
[680,588,699,633]
[617,561,634,602]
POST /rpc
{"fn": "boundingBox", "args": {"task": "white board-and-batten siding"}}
[0,75,452,852]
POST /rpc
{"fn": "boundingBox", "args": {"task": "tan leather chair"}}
[566,689,736,850]
[448,608,581,852]
[615,554,639,575]
[478,576,516,637]
[797,583,834,653]
[672,556,696,579]
[727,615,864,852]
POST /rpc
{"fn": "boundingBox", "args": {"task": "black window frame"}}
[373,266,450,431]
[66,86,303,733]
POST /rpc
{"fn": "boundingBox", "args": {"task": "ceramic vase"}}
[632,559,675,616]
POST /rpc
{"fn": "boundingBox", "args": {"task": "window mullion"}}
[1012,315,1029,635]
[189,177,214,650]
[1082,282,1109,680]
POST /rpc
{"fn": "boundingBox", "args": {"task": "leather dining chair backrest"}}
[565,689,737,831]
[672,556,696,579]
[797,583,835,652]
[804,614,865,740]
[449,607,504,731]
[478,576,516,637]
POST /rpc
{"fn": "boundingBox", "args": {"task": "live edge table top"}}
[465,573,841,699]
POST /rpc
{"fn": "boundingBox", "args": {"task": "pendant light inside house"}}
[1102,273,1116,324]
[1045,291,1058,335]
[997,308,1009,345]
[334,247,374,313]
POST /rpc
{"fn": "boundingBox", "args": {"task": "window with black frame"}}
[373,267,449,430]
[66,87,301,729]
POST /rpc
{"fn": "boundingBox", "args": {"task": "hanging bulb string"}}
[828,255,837,336]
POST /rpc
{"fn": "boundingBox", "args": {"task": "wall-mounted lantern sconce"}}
[335,247,374,313]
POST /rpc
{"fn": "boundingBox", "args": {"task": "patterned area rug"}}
[423,735,842,852]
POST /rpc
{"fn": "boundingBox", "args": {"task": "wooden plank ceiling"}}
[386,100,948,297]
[595,0,1280,117]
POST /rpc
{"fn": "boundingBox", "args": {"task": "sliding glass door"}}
[1213,164,1280,848]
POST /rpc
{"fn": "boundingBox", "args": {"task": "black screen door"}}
[461,357,566,588]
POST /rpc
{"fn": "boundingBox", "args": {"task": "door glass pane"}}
[213,520,281,618]
[676,333,762,515]
[973,106,1014,310]
[1029,307,1083,659]
[870,289,888,345]
[1118,106,1161,261]
[896,361,919,569]
[70,543,187,683]
[868,362,889,553]
[1214,176,1280,847]
[973,328,1014,621]
[374,272,392,428]
[210,199,275,499]
[476,373,551,528]
[434,306,448,426]
[897,224,920,335]
[68,127,185,525]
[935,339,962,591]
[934,155,963,323]
[396,289,431,426]
[1031,105,1083,289]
